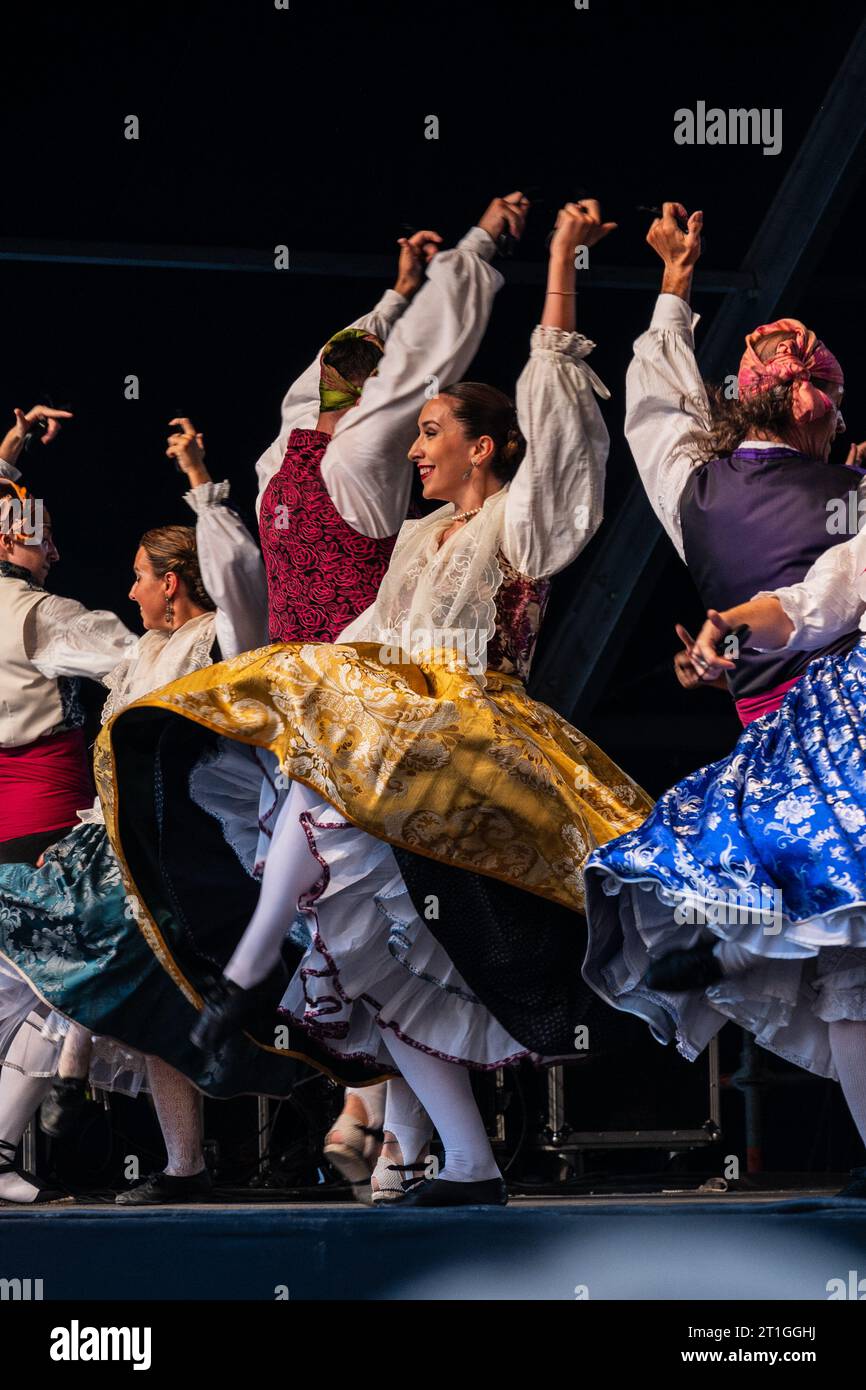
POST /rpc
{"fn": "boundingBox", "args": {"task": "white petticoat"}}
[190,740,535,1069]
[279,800,535,1069]
[0,960,147,1095]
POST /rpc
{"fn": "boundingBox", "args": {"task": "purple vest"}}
[680,447,865,698]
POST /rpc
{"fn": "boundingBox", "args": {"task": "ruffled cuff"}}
[458,225,498,262]
[375,287,409,314]
[649,293,701,334]
[184,478,231,513]
[751,587,811,650]
[0,455,22,481]
[529,324,611,399]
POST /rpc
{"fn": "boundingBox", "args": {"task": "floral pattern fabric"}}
[582,639,866,1079]
[486,553,551,684]
[258,429,396,643]
[98,642,653,921]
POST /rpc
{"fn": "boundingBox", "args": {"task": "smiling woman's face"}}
[408,397,490,501]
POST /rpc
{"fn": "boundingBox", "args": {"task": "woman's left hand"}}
[167,418,210,487]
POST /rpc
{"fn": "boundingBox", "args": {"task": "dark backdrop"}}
[4,0,865,1171]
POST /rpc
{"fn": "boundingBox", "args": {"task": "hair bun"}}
[502,422,521,460]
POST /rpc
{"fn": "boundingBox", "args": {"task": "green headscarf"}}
[319,327,384,414]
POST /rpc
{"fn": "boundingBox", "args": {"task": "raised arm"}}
[0,404,74,475]
[169,419,269,659]
[502,200,614,579]
[252,239,435,516]
[319,194,526,539]
[625,202,707,562]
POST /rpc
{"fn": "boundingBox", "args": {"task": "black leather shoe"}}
[0,1138,64,1204]
[837,1165,866,1199]
[39,1076,88,1138]
[394,1176,508,1208]
[645,944,723,992]
[189,962,288,1054]
[115,1168,213,1206]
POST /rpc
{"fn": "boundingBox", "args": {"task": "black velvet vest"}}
[680,446,864,698]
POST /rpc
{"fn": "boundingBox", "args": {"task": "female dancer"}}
[582,517,866,1195]
[248,204,519,1190]
[94,198,654,1208]
[0,420,270,1204]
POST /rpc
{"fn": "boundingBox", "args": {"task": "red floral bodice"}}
[487,552,551,684]
[259,429,396,642]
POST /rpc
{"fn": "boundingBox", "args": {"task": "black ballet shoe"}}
[392,1176,508,1208]
[644,944,723,992]
[39,1076,88,1138]
[114,1168,213,1206]
[836,1165,866,1199]
[189,962,289,1055]
[0,1138,64,1204]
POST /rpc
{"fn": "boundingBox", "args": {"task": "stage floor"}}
[3,1188,865,1299]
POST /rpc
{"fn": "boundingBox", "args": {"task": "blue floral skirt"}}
[583,639,866,1079]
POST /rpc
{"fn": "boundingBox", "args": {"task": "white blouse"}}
[254,226,505,538]
[0,458,266,677]
[754,527,866,651]
[625,294,866,563]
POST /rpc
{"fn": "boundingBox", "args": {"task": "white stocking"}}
[225,779,322,990]
[147,1057,205,1178]
[378,1027,499,1183]
[829,1019,866,1152]
[0,1011,56,1203]
[382,1077,433,1167]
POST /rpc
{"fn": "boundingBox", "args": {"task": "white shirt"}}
[625,293,866,564]
[0,458,138,679]
[0,457,267,676]
[254,226,505,538]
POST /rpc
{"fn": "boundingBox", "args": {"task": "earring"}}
[165,596,174,627]
[461,462,475,481]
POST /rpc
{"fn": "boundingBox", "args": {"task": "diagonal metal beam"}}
[0,237,753,294]
[531,16,866,719]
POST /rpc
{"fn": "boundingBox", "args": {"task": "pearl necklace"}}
[453,505,482,523]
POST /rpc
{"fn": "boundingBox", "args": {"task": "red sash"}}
[0,728,93,842]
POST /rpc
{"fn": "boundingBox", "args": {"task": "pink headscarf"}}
[737,318,844,423]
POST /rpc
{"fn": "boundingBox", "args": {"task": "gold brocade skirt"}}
[96,641,653,915]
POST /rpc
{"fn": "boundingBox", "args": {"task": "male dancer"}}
[0,406,137,1203]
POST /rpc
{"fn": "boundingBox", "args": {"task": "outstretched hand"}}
[167,418,210,487]
[549,199,617,258]
[0,405,74,465]
[674,622,728,690]
[647,202,703,266]
[686,611,737,683]
[477,191,531,245]
[394,229,443,298]
[647,203,702,299]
